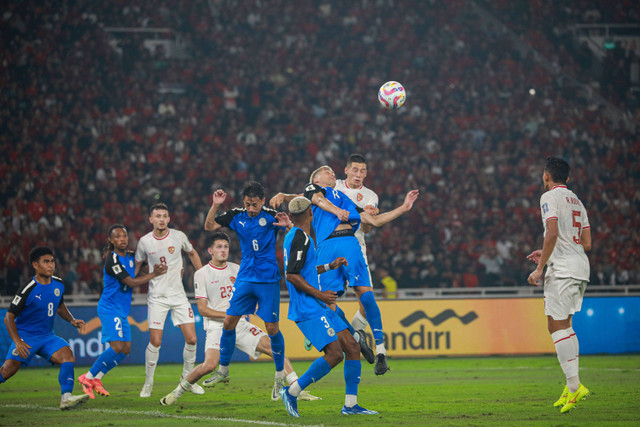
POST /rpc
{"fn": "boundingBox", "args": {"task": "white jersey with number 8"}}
[540,185,590,281]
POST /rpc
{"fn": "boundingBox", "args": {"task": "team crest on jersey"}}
[230,276,236,284]
[130,260,134,268]
[327,327,336,337]
[259,218,267,226]
[357,193,363,202]
[12,348,19,357]
[54,288,61,297]
[168,246,176,254]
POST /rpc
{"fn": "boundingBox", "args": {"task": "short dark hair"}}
[149,203,169,215]
[30,246,53,264]
[347,153,367,166]
[544,157,570,184]
[206,231,230,248]
[242,181,265,199]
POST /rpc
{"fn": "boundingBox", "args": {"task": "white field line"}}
[0,403,323,426]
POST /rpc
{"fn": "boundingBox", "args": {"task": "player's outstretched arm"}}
[124,263,168,288]
[527,219,558,286]
[269,193,301,209]
[56,302,85,331]
[4,312,31,358]
[287,273,338,306]
[204,189,227,231]
[317,257,348,274]
[361,189,419,227]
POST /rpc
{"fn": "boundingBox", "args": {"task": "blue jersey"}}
[216,206,283,283]
[283,227,327,322]
[303,184,361,244]
[8,276,66,337]
[98,251,135,317]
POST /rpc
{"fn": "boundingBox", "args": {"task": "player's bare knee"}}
[185,336,197,346]
[264,323,279,336]
[343,339,360,359]
[223,316,240,331]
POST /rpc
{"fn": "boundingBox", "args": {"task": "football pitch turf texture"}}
[1,355,638,426]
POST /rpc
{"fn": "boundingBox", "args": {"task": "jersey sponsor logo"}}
[542,202,549,214]
[12,295,21,305]
[238,221,246,227]
[259,217,267,226]
[35,294,41,300]
[357,193,363,201]
[168,246,176,254]
[54,288,61,297]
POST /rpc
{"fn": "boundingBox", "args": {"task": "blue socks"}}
[89,347,118,377]
[344,359,361,396]
[334,305,355,335]
[359,291,384,345]
[59,362,74,394]
[219,329,237,367]
[269,331,285,372]
[298,357,332,390]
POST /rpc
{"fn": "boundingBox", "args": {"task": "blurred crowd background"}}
[1,0,638,296]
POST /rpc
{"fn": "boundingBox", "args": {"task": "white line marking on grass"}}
[0,404,321,426]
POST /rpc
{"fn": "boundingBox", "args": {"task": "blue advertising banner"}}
[0,304,251,367]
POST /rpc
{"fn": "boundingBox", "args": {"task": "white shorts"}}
[544,272,587,320]
[204,318,266,360]
[147,296,195,329]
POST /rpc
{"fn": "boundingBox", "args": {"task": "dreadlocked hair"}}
[103,224,130,260]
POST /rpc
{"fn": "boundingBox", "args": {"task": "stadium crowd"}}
[1,0,638,297]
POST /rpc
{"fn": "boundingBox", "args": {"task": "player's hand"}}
[152,263,168,275]
[364,205,379,216]
[269,193,285,209]
[318,290,338,305]
[337,208,350,222]
[70,318,86,331]
[329,257,348,269]
[273,212,291,228]
[402,189,420,212]
[526,249,542,265]
[527,268,543,286]
[212,189,227,206]
[14,340,31,358]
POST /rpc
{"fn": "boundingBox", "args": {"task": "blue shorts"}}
[317,235,372,294]
[227,280,280,323]
[296,308,347,352]
[5,334,69,366]
[98,307,131,343]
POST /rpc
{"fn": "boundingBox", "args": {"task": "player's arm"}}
[287,273,338,306]
[527,219,558,286]
[316,257,348,274]
[204,189,227,231]
[581,228,591,251]
[360,189,419,227]
[360,205,378,234]
[195,298,226,320]
[108,254,167,288]
[269,193,302,209]
[303,184,350,222]
[56,297,85,330]
[6,285,34,358]
[187,249,203,270]
[125,264,167,287]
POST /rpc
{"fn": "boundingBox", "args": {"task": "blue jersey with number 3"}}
[8,277,65,337]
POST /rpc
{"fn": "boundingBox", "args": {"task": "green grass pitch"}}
[1,355,638,426]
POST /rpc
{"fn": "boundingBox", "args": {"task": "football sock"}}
[59,362,74,394]
[551,328,579,392]
[219,365,229,376]
[145,343,161,384]
[344,359,361,397]
[359,291,384,346]
[269,331,286,373]
[292,357,333,397]
[334,305,355,334]
[97,351,127,378]
[345,394,358,407]
[95,372,104,380]
[219,329,236,367]
[286,372,299,385]
[174,378,192,397]
[351,310,369,331]
[376,343,387,355]
[89,347,118,378]
[182,343,197,379]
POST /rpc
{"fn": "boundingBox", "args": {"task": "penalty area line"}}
[0,403,320,426]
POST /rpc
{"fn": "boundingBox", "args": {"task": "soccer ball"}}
[378,81,406,109]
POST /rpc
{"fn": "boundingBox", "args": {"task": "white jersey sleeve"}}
[195,262,240,329]
[540,186,590,281]
[134,237,147,263]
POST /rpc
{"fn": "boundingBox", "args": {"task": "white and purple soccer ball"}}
[378,81,406,109]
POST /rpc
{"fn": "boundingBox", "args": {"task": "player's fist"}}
[329,257,348,270]
[403,189,420,211]
[364,206,379,216]
[526,249,542,265]
[269,193,286,209]
[70,318,86,331]
[318,290,338,306]
[337,208,350,222]
[152,263,168,276]
[527,268,543,286]
[212,189,227,206]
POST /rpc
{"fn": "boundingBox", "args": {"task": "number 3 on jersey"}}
[572,210,582,244]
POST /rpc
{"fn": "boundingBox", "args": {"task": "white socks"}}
[219,365,229,376]
[345,394,357,407]
[551,327,580,392]
[182,343,197,379]
[174,378,192,397]
[376,344,386,355]
[351,310,369,331]
[289,381,302,397]
[286,372,298,385]
[145,343,161,384]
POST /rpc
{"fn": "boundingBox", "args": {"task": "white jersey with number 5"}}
[334,179,379,252]
[193,261,240,330]
[135,228,193,300]
[540,185,590,281]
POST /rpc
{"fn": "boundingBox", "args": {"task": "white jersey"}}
[540,185,590,281]
[193,261,239,329]
[334,179,379,251]
[135,228,194,300]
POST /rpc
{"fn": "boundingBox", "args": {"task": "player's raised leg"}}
[353,286,389,374]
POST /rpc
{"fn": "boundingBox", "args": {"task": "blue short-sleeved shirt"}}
[8,276,65,337]
[303,184,361,243]
[98,251,135,317]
